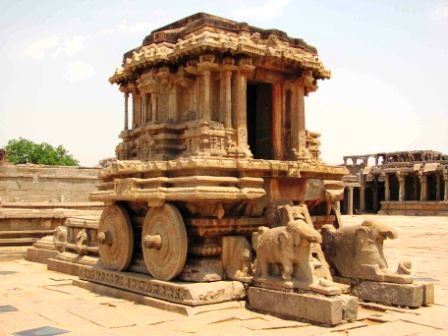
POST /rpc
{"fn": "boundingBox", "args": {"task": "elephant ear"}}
[355,226,369,244]
[278,231,290,249]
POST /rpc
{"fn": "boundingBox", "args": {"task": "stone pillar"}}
[347,187,354,215]
[124,92,129,130]
[201,70,211,120]
[443,172,448,202]
[372,177,379,212]
[168,84,178,122]
[435,174,441,201]
[359,175,366,212]
[335,201,341,213]
[398,173,406,202]
[384,173,390,201]
[234,69,249,156]
[297,84,306,154]
[141,93,147,125]
[132,93,137,128]
[223,70,232,128]
[419,173,428,201]
[151,92,157,122]
[272,82,283,160]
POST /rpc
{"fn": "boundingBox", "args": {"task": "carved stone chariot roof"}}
[110,12,330,84]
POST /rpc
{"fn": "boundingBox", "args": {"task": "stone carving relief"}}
[75,229,88,255]
[53,226,67,253]
[222,236,252,282]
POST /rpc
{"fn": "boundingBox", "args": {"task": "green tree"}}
[5,138,79,166]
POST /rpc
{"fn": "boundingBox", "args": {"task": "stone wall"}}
[0,164,99,203]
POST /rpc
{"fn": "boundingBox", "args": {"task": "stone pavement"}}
[0,215,447,336]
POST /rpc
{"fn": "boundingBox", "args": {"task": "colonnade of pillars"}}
[383,172,447,202]
[344,171,448,215]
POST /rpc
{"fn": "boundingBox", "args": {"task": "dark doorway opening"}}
[247,83,273,159]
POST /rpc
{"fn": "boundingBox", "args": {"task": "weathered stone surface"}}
[47,257,87,276]
[322,220,412,284]
[26,246,58,264]
[79,266,245,306]
[352,280,433,308]
[222,236,252,282]
[0,164,99,202]
[179,257,223,282]
[247,287,357,326]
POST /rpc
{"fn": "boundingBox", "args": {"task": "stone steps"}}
[0,237,40,246]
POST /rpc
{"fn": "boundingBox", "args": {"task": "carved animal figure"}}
[53,226,67,253]
[322,220,412,283]
[253,219,321,283]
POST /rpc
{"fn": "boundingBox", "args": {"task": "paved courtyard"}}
[0,215,447,336]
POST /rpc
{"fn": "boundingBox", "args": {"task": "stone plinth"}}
[379,201,448,216]
[351,280,434,308]
[247,287,357,326]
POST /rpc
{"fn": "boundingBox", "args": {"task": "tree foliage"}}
[5,138,79,166]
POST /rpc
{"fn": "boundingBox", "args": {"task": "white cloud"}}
[231,0,289,22]
[65,61,96,82]
[24,35,60,59]
[24,33,92,59]
[428,1,448,22]
[63,34,91,57]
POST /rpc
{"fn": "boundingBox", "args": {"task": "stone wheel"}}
[97,204,134,271]
[142,203,188,281]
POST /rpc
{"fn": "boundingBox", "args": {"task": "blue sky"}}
[1,0,447,166]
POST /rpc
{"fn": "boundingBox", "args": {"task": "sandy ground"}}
[0,215,447,336]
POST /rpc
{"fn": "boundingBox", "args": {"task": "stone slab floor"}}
[0,215,447,336]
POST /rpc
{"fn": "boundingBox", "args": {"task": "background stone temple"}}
[341,150,448,216]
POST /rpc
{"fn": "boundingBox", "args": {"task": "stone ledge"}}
[25,247,58,264]
[351,280,434,308]
[78,266,246,306]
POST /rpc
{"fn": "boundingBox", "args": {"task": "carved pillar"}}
[223,69,233,128]
[141,93,147,125]
[443,172,448,202]
[384,173,390,201]
[233,59,254,157]
[151,92,157,122]
[235,70,248,153]
[124,92,129,130]
[289,81,306,158]
[435,174,441,201]
[347,187,354,215]
[272,82,283,160]
[168,84,178,122]
[398,172,406,202]
[132,92,137,128]
[198,55,217,121]
[201,70,211,120]
[419,173,428,201]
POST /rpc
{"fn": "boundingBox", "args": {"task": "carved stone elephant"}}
[253,219,321,283]
[322,220,412,283]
